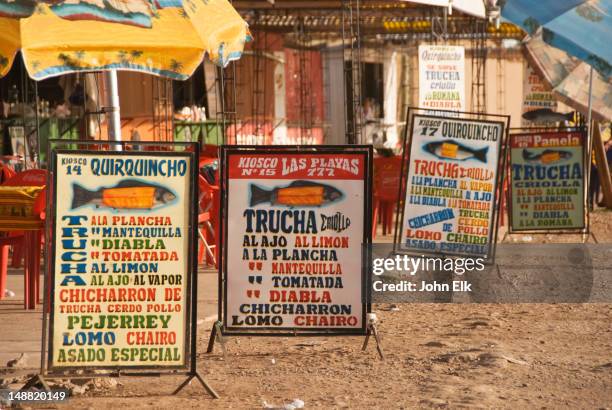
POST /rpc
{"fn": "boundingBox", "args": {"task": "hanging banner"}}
[221,146,371,335]
[521,63,559,127]
[509,130,587,232]
[399,113,505,259]
[49,149,196,369]
[418,45,465,111]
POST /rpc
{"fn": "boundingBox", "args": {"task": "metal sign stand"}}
[172,371,219,399]
[18,140,220,401]
[361,315,384,360]
[207,145,381,361]
[504,129,591,245]
[206,321,227,357]
[173,234,219,399]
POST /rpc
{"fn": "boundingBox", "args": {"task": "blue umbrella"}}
[500,0,611,78]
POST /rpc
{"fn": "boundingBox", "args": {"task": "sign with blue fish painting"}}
[509,130,587,232]
[399,114,505,258]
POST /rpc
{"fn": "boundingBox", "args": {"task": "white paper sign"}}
[419,45,465,112]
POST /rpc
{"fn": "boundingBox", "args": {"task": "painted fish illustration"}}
[249,181,343,207]
[423,141,488,163]
[522,149,573,164]
[522,108,574,123]
[71,179,176,210]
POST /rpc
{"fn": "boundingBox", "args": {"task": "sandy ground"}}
[0,209,610,409]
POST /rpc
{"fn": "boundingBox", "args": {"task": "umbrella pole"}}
[586,67,594,207]
[587,66,593,140]
[104,69,122,148]
[586,67,612,208]
[593,124,612,208]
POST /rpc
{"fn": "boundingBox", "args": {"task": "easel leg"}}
[361,327,371,351]
[362,323,384,360]
[206,321,227,357]
[195,372,219,399]
[172,371,219,399]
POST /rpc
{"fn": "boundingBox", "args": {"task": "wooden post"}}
[593,123,612,209]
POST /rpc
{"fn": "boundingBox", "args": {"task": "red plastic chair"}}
[4,168,46,268]
[198,175,220,268]
[373,156,403,237]
[0,164,22,267]
[0,169,47,309]
[201,144,219,159]
[0,163,16,182]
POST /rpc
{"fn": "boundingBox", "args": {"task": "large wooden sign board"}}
[218,146,372,337]
[508,129,588,233]
[32,141,217,397]
[395,108,509,261]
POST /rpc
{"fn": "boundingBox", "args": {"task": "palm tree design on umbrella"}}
[58,53,81,68]
[117,50,145,64]
[117,50,129,64]
[522,17,540,34]
[169,59,184,72]
[576,2,605,22]
[130,50,144,59]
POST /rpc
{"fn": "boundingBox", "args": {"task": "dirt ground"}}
[59,303,611,410]
[1,209,611,409]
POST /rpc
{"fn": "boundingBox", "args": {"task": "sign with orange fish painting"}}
[220,146,372,335]
[48,149,197,370]
[509,130,587,232]
[399,113,505,259]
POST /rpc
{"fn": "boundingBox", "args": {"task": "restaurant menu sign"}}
[522,63,558,126]
[222,147,370,334]
[509,131,586,232]
[49,150,195,369]
[400,114,504,258]
[419,45,465,111]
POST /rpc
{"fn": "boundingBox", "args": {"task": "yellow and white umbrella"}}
[0,0,250,140]
[0,0,250,80]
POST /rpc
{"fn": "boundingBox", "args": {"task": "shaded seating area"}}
[0,169,47,309]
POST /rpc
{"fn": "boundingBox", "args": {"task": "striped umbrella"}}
[524,32,612,122]
[0,0,250,79]
[500,0,611,78]
[0,0,250,140]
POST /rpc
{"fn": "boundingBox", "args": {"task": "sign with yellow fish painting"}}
[399,113,506,259]
[509,130,587,232]
[220,146,372,335]
[48,149,197,370]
